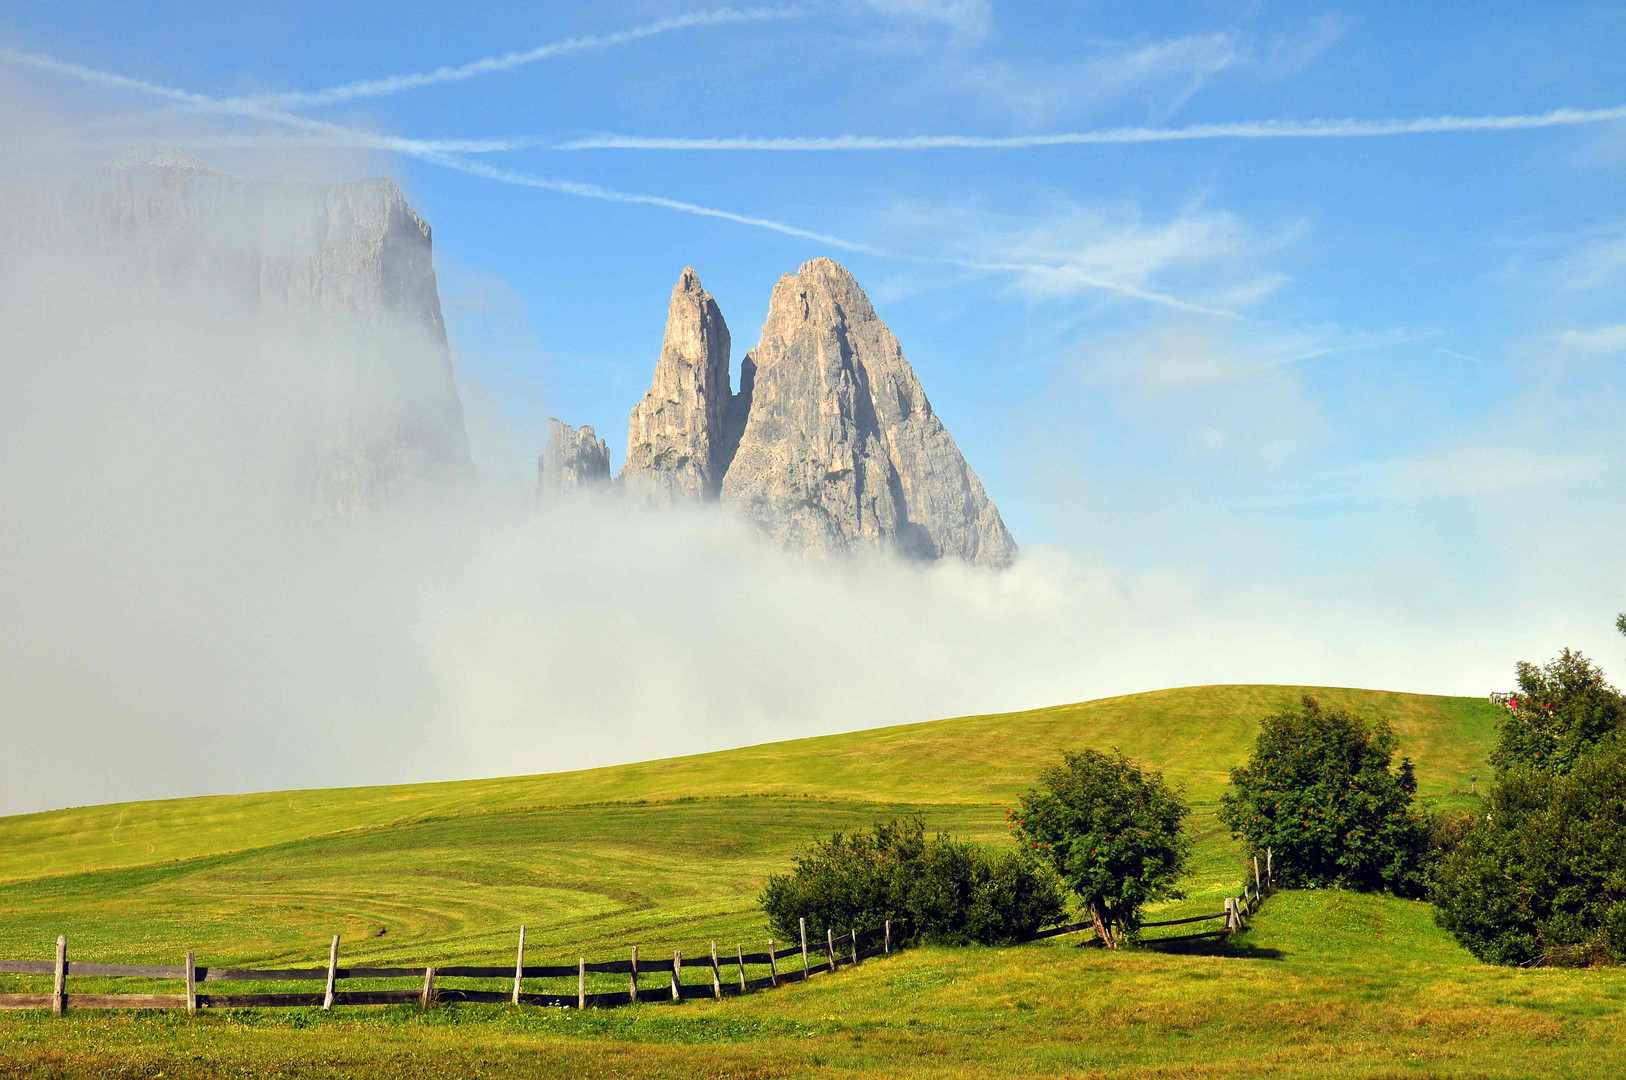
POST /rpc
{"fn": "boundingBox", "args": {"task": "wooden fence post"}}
[512,925,525,1005]
[52,935,65,1017]
[185,951,196,1014]
[671,949,682,1001]
[827,928,837,974]
[578,958,586,1009]
[1223,898,1235,932]
[884,920,891,955]
[799,918,809,978]
[709,941,721,1000]
[1266,848,1273,892]
[736,944,747,993]
[767,940,779,987]
[322,935,339,1011]
[421,966,436,1009]
[1254,856,1262,896]
[629,945,639,1003]
[851,929,858,966]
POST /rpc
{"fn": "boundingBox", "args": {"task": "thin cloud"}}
[240,7,806,110]
[863,0,990,38]
[555,104,1626,150]
[8,47,1222,317]
[1554,324,1626,353]
[961,31,1245,127]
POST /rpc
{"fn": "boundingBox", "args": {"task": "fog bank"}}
[0,147,1596,818]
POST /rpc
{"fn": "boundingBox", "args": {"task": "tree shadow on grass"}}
[1136,936,1285,960]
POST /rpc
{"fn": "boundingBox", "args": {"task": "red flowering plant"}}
[1011,749,1190,947]
[1490,649,1623,777]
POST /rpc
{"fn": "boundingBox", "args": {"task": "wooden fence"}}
[0,852,1274,1015]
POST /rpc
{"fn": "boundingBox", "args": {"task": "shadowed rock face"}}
[620,267,733,506]
[537,419,611,497]
[10,151,473,518]
[622,260,1016,567]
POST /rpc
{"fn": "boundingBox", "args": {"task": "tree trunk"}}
[1090,904,1115,948]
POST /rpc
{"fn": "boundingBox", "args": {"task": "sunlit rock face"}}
[620,266,734,507]
[9,149,473,518]
[538,418,611,497]
[625,258,1017,567]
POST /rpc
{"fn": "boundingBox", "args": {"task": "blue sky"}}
[5,0,1624,664]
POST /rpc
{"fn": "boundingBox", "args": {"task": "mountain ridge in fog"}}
[4,147,473,518]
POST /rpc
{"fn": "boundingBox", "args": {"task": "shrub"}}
[1010,749,1190,946]
[1489,648,1623,776]
[759,818,1066,947]
[1430,740,1626,965]
[1218,695,1429,896]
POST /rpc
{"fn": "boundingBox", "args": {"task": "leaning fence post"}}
[827,928,837,974]
[578,958,586,1009]
[767,940,779,987]
[851,928,859,966]
[421,966,436,1009]
[799,918,809,978]
[52,935,66,1017]
[671,949,682,1001]
[709,941,721,1000]
[884,920,891,955]
[629,945,639,1003]
[185,951,197,1014]
[512,925,525,1005]
[735,944,747,993]
[322,935,339,1011]
[1254,856,1262,896]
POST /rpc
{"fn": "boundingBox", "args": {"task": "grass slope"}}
[4,684,1619,1079]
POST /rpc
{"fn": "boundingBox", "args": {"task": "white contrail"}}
[3,47,1233,318]
[554,105,1626,151]
[238,7,804,109]
[102,101,1626,157]
[59,6,805,135]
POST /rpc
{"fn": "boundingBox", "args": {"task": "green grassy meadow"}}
[3,684,1622,1078]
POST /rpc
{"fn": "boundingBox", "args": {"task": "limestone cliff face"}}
[21,151,473,518]
[620,267,732,506]
[720,259,1016,567]
[537,418,611,497]
[620,258,1016,567]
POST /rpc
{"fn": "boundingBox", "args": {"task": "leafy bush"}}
[1430,740,1626,965]
[1218,695,1429,896]
[759,818,1066,947]
[1489,648,1623,775]
[1010,749,1190,946]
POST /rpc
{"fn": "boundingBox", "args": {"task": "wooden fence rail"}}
[0,851,1274,1014]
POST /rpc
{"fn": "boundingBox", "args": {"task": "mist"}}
[0,130,1605,819]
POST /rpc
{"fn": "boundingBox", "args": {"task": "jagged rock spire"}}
[720,258,1016,567]
[620,267,732,506]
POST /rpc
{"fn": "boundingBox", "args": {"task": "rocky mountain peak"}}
[615,259,1016,567]
[720,258,1015,567]
[620,266,733,506]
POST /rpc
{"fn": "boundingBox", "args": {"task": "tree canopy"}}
[1011,749,1190,946]
[1219,696,1428,896]
[759,817,1066,947]
[1490,648,1624,775]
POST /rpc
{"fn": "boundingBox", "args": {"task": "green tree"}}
[1011,749,1190,947]
[1218,696,1429,896]
[1490,649,1623,775]
[1430,740,1626,966]
[759,817,1066,947]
